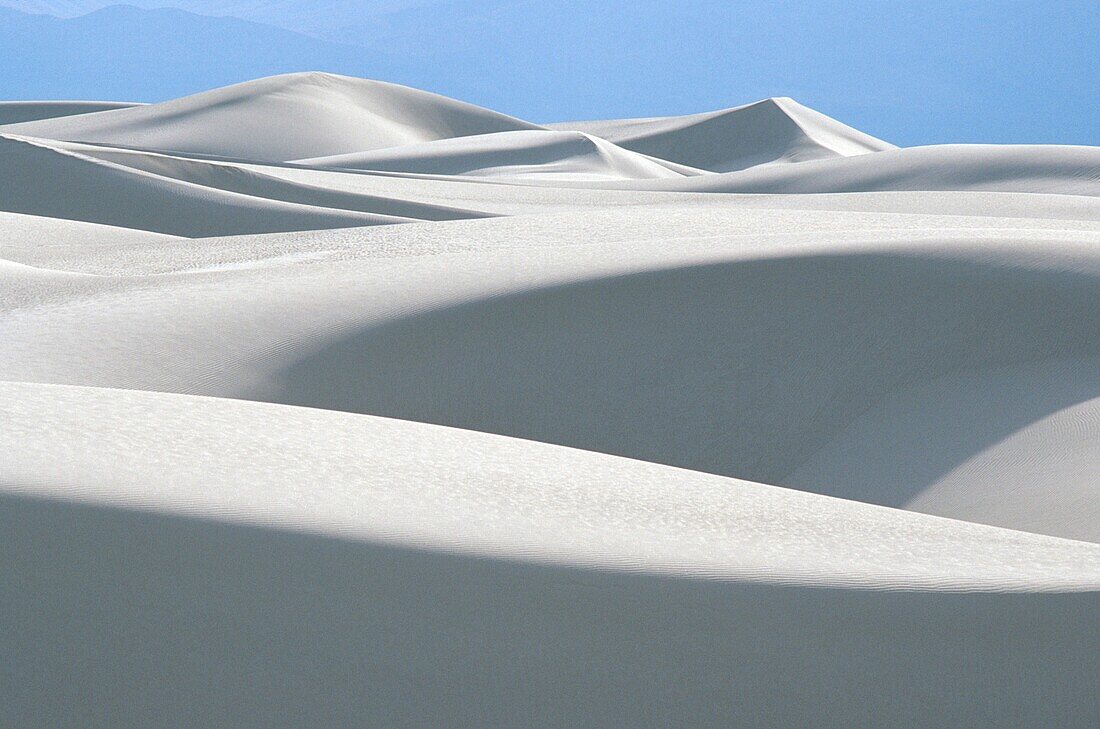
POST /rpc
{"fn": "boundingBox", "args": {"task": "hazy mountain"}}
[0,5,409,101]
[0,1,459,43]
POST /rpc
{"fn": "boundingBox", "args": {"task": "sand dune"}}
[3,381,1099,725]
[0,134,410,235]
[2,73,1099,727]
[2,209,1098,540]
[8,381,1098,590]
[295,129,702,180]
[264,245,1100,541]
[788,359,1100,542]
[43,137,498,222]
[1,72,540,162]
[663,143,1100,196]
[0,211,176,276]
[550,96,894,172]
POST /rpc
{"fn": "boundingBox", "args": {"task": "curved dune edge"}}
[549,97,894,172]
[3,381,1099,592]
[3,220,1096,541]
[6,481,1098,728]
[40,136,498,222]
[654,143,1100,196]
[0,134,408,235]
[0,72,541,162]
[293,129,703,180]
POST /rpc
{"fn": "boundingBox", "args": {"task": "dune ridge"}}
[1,72,541,162]
[0,134,408,235]
[294,129,704,180]
[5,380,1099,590]
[4,221,1097,540]
[549,96,894,172]
[662,142,1100,196]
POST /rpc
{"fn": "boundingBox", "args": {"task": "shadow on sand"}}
[3,492,1097,727]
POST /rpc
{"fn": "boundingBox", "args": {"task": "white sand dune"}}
[0,72,541,162]
[658,143,1100,196]
[549,96,894,172]
[4,387,1098,727]
[10,131,1098,237]
[3,216,1098,541]
[0,134,411,235]
[2,73,1099,727]
[7,381,1098,591]
[40,136,499,222]
[294,129,703,180]
[4,381,1099,725]
[0,210,176,259]
[788,359,1100,542]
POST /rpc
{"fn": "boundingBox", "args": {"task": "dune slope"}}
[661,143,1100,196]
[2,208,1098,540]
[7,381,1098,589]
[3,382,1099,727]
[42,137,498,223]
[295,129,702,180]
[1,72,541,162]
[550,97,894,172]
[0,134,410,235]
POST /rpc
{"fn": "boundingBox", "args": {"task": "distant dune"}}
[0,134,403,235]
[549,97,894,172]
[2,73,1098,728]
[665,142,1100,196]
[294,129,703,180]
[2,72,541,162]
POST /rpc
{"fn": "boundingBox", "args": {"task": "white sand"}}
[294,129,704,180]
[1,72,540,162]
[549,96,895,172]
[0,134,405,235]
[661,142,1100,196]
[1,73,1098,727]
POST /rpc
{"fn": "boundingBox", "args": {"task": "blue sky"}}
[1,1,1097,147]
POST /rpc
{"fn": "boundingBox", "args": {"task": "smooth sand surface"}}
[549,96,894,172]
[294,129,703,179]
[2,73,1098,727]
[1,72,540,162]
[662,143,1100,196]
[0,134,406,235]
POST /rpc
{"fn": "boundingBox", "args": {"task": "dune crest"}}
[1,71,541,162]
[549,96,894,172]
[664,142,1100,196]
[0,133,404,235]
[294,129,703,180]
